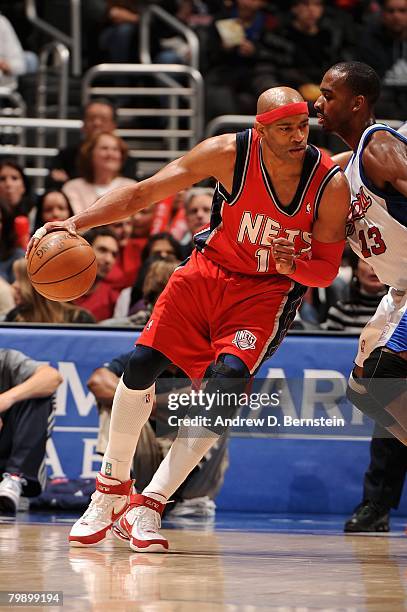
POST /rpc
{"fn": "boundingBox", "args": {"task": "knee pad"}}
[123,345,171,390]
[192,354,251,435]
[363,348,407,407]
[346,376,396,429]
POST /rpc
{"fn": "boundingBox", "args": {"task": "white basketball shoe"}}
[69,473,134,547]
[112,493,169,552]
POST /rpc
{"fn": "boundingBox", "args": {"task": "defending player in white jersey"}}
[315,61,407,444]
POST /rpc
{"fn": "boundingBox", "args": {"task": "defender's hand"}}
[268,237,296,275]
[25,219,77,258]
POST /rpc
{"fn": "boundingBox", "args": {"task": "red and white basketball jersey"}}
[194,129,340,275]
[345,123,407,290]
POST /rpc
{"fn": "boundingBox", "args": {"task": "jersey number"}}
[358,227,386,258]
[256,248,270,273]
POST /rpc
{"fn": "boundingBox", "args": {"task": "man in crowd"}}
[0,349,62,514]
[74,227,120,321]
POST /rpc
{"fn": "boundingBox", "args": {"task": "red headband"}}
[256,102,309,125]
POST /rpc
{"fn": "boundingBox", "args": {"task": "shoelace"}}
[81,491,123,522]
[135,506,161,533]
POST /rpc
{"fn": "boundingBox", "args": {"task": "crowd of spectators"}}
[1,1,406,118]
[0,0,406,523]
[0,0,405,328]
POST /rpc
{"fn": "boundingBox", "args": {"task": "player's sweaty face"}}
[315,71,352,133]
[265,115,309,160]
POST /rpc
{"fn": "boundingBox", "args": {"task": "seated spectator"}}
[132,204,155,238]
[354,0,407,118]
[49,99,136,185]
[5,258,95,324]
[151,191,188,241]
[98,1,142,65]
[74,228,120,322]
[62,132,136,215]
[87,350,228,516]
[105,217,147,292]
[204,0,269,119]
[129,232,184,310]
[33,190,74,232]
[0,161,33,218]
[255,0,352,103]
[109,259,180,323]
[0,202,24,284]
[0,349,62,514]
[0,13,36,91]
[322,255,387,332]
[179,187,213,258]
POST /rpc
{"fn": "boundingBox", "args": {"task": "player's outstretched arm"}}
[363,131,407,197]
[26,134,236,255]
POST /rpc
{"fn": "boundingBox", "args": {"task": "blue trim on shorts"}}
[386,309,407,352]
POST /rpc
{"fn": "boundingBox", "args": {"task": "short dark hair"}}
[330,61,381,106]
[83,227,119,246]
[141,232,184,263]
[84,98,118,124]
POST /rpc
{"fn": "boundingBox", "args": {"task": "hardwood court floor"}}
[0,514,406,611]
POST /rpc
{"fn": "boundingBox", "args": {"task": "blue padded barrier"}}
[1,326,406,515]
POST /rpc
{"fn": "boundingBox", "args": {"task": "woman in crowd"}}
[33,189,74,231]
[62,132,136,214]
[0,160,34,217]
[129,232,184,312]
[0,202,25,283]
[5,258,96,324]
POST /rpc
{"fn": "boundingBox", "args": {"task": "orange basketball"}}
[27,230,97,302]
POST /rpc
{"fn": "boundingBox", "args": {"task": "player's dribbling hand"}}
[25,219,77,258]
[268,237,296,275]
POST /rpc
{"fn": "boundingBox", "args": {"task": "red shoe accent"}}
[132,493,165,516]
[95,475,134,497]
[69,525,111,546]
[131,537,169,550]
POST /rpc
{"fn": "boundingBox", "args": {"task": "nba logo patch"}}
[306,203,311,214]
[144,393,151,403]
[146,319,154,331]
[232,330,257,350]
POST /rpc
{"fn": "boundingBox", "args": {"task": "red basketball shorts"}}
[137,250,305,380]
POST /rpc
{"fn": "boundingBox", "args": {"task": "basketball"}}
[27,230,97,302]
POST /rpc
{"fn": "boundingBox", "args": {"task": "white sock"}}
[144,425,219,500]
[102,378,155,482]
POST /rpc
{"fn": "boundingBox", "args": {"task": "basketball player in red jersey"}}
[28,87,350,552]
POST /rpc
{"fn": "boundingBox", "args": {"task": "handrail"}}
[140,4,200,71]
[37,43,70,129]
[0,118,81,190]
[24,0,82,76]
[205,115,404,138]
[82,63,204,145]
[0,118,82,128]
